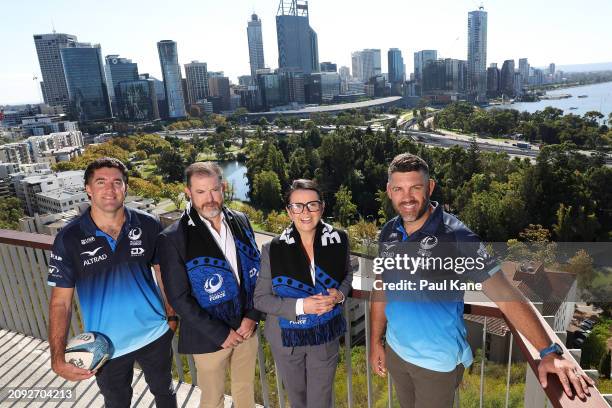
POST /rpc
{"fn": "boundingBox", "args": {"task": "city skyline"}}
[2,0,612,105]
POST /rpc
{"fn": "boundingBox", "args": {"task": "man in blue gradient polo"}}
[47,157,178,408]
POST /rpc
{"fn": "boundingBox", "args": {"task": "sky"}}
[1,0,611,105]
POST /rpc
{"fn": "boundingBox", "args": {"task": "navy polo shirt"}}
[48,206,168,358]
[379,202,500,372]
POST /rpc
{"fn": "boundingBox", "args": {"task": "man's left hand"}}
[327,288,344,304]
[236,317,257,340]
[538,354,595,399]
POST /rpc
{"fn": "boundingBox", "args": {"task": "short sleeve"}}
[454,228,501,283]
[47,234,76,288]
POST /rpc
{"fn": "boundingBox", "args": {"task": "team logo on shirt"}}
[50,252,63,261]
[204,273,224,294]
[81,236,95,245]
[418,235,438,257]
[81,246,108,266]
[48,265,59,275]
[81,246,103,257]
[131,247,145,256]
[128,228,142,246]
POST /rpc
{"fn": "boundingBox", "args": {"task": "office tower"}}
[339,66,350,81]
[518,58,529,85]
[157,40,187,119]
[33,33,78,112]
[60,44,112,122]
[422,58,467,98]
[413,50,437,94]
[208,75,231,111]
[500,59,515,96]
[238,75,252,86]
[468,7,488,102]
[184,61,209,105]
[116,79,160,121]
[548,63,556,75]
[387,48,405,83]
[486,64,500,98]
[247,14,266,84]
[351,49,381,82]
[513,72,523,96]
[320,62,337,72]
[257,71,282,110]
[276,0,319,74]
[104,55,139,114]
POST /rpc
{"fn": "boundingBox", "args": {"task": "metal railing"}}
[0,229,610,407]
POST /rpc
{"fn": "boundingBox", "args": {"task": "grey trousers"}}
[271,340,339,408]
[386,345,464,408]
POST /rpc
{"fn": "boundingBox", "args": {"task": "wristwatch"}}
[539,342,563,359]
[166,315,179,322]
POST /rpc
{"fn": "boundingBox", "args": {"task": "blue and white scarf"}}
[183,205,260,326]
[270,222,348,347]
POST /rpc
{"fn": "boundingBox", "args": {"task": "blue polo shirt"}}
[379,202,500,372]
[48,206,168,358]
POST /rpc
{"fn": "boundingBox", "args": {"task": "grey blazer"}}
[253,241,353,355]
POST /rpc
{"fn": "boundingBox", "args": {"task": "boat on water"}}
[569,107,578,110]
[577,95,588,98]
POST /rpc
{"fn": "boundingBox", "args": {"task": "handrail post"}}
[364,298,373,408]
[479,316,487,408]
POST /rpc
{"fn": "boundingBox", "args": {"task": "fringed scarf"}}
[182,204,260,326]
[270,221,347,347]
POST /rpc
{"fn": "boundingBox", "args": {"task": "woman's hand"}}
[327,288,344,305]
[303,294,335,315]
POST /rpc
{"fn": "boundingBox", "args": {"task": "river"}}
[219,160,249,201]
[489,81,612,118]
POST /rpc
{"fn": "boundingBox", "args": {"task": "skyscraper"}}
[387,48,405,83]
[422,58,467,98]
[320,62,337,72]
[33,33,78,112]
[467,7,488,102]
[60,44,112,122]
[518,58,529,84]
[351,49,381,82]
[486,63,500,98]
[413,50,437,94]
[247,14,265,84]
[276,0,319,74]
[104,55,139,114]
[501,59,515,96]
[184,61,209,105]
[157,40,186,119]
[116,79,160,121]
[208,75,231,112]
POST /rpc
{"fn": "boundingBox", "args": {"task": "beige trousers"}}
[193,334,258,408]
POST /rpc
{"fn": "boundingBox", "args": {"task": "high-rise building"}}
[247,14,266,84]
[184,61,209,106]
[320,62,337,72]
[339,66,350,81]
[60,44,112,122]
[116,79,160,121]
[422,58,468,100]
[279,70,306,104]
[257,71,283,110]
[104,55,139,113]
[467,7,488,102]
[513,72,523,96]
[500,59,515,96]
[208,76,231,112]
[486,64,500,98]
[387,48,405,84]
[351,49,381,82]
[276,0,319,74]
[413,50,437,94]
[33,33,78,112]
[548,63,556,75]
[157,40,187,119]
[518,58,529,85]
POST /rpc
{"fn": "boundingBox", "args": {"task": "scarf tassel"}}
[207,296,242,323]
[281,312,346,347]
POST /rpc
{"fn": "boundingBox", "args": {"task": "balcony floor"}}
[0,329,238,407]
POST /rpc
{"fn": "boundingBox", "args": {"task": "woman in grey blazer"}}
[254,179,353,408]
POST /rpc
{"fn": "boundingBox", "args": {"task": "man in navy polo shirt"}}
[47,157,178,408]
[369,153,594,408]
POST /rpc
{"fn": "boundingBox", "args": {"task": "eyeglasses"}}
[287,200,323,214]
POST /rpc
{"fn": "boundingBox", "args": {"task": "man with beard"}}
[369,153,594,408]
[156,162,261,408]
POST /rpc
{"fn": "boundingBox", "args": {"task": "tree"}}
[157,149,185,183]
[160,182,185,210]
[334,185,357,227]
[252,171,283,211]
[264,210,291,234]
[0,198,24,230]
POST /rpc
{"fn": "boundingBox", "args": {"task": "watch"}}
[166,315,179,322]
[539,342,563,359]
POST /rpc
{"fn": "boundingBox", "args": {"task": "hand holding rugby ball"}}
[65,332,113,371]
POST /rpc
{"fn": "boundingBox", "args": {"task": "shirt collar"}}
[199,212,226,230]
[79,205,139,236]
[393,201,442,240]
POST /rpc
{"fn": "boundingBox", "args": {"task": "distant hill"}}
[556,62,612,72]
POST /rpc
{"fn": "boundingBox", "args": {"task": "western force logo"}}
[81,237,95,245]
[129,228,142,246]
[204,274,224,294]
[81,247,103,257]
[418,235,438,257]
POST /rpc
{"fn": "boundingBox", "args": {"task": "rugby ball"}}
[65,332,113,371]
